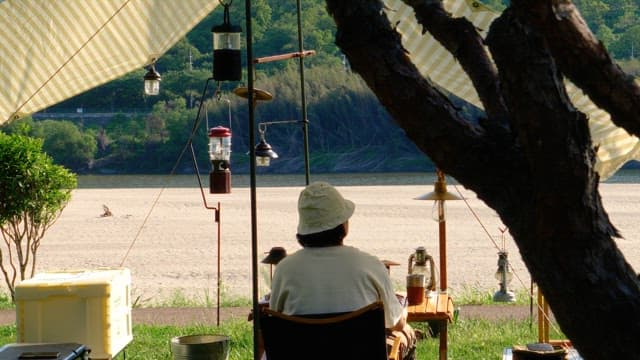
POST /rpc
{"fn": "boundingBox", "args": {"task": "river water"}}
[76,168,640,188]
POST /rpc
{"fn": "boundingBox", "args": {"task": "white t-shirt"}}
[269,245,404,328]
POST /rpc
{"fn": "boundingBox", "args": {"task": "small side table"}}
[407,292,454,360]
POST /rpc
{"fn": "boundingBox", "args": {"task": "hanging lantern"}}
[255,134,278,167]
[208,126,232,194]
[143,64,161,96]
[414,169,462,295]
[212,1,242,81]
[493,251,516,302]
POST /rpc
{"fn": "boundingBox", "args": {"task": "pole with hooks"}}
[296,0,311,185]
[242,0,261,359]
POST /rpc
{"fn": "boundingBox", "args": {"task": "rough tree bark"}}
[325,1,640,359]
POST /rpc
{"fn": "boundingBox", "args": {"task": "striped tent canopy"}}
[0,0,218,124]
[384,0,640,180]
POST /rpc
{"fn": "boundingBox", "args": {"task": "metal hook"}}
[212,81,233,131]
[219,0,233,25]
[258,123,268,140]
[215,82,223,101]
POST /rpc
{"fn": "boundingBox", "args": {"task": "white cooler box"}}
[15,268,132,359]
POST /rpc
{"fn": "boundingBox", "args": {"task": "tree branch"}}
[402,0,510,131]
[512,0,640,137]
[1,226,17,298]
[325,0,521,207]
[0,232,15,300]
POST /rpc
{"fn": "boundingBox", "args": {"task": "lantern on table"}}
[408,246,436,293]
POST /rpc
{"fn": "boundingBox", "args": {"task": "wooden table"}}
[407,292,454,360]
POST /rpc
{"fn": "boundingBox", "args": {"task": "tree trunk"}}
[325,1,640,359]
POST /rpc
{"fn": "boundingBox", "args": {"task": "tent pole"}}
[296,0,310,185]
[244,1,260,359]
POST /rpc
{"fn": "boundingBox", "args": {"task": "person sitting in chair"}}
[269,181,417,360]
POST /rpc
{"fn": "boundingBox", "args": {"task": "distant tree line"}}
[2,0,638,173]
[2,65,435,174]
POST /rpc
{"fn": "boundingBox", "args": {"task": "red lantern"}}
[208,126,232,193]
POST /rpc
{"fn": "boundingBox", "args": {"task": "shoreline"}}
[5,183,639,305]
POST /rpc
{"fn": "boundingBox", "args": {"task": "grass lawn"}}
[0,316,542,359]
[0,289,549,359]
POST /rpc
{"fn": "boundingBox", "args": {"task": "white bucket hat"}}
[297,182,355,235]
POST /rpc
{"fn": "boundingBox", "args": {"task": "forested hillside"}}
[2,0,639,174]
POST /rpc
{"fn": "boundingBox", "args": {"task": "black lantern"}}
[255,127,278,166]
[262,246,287,283]
[212,1,242,81]
[208,126,232,193]
[143,64,161,96]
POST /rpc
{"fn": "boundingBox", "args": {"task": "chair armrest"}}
[388,335,401,360]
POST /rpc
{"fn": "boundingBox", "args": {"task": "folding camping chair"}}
[259,301,401,360]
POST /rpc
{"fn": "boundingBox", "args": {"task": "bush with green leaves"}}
[0,132,77,301]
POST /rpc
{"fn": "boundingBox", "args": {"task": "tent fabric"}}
[383,0,640,180]
[0,0,218,124]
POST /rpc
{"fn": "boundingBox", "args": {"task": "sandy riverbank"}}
[6,183,640,305]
